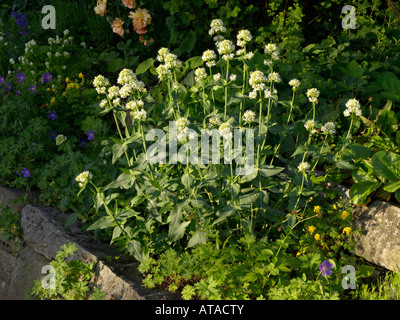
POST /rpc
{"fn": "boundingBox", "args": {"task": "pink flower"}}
[129,8,151,35]
[112,18,125,36]
[121,0,136,9]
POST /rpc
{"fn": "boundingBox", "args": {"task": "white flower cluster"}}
[132,109,147,121]
[195,67,207,82]
[321,122,336,135]
[218,122,233,139]
[306,88,320,103]
[75,171,93,187]
[237,29,252,47]
[56,134,67,146]
[297,162,310,172]
[249,70,267,91]
[209,115,222,128]
[156,47,182,81]
[217,39,235,61]
[202,49,217,68]
[117,68,146,98]
[126,99,144,110]
[304,119,316,132]
[243,110,255,124]
[93,75,110,94]
[289,79,300,90]
[176,117,191,142]
[267,72,281,83]
[209,19,226,36]
[264,43,280,61]
[344,98,362,117]
[24,39,36,53]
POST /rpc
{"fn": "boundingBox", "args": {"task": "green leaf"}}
[182,173,194,192]
[187,230,207,247]
[372,151,400,181]
[349,180,382,205]
[108,58,125,72]
[168,208,190,242]
[383,180,400,193]
[136,58,155,74]
[259,165,285,177]
[112,142,128,164]
[342,143,371,160]
[104,172,135,190]
[213,204,237,225]
[127,240,143,262]
[175,31,196,55]
[87,216,114,230]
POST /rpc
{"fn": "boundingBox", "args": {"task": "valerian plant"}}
[75,19,359,266]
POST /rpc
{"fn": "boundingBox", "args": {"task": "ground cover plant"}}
[1,0,400,300]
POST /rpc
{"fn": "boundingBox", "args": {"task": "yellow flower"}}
[50,97,55,104]
[341,210,350,219]
[321,242,329,250]
[47,88,51,91]
[342,227,351,235]
[79,73,84,79]
[308,225,316,235]
[314,233,320,241]
[62,92,67,97]
[94,0,107,16]
[332,204,337,210]
[313,206,321,213]
[66,77,70,83]
[296,251,301,258]
[122,0,136,9]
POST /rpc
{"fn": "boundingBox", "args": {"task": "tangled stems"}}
[224,60,230,121]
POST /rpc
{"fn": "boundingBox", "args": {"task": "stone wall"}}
[0,185,179,300]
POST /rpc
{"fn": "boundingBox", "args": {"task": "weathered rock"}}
[0,187,180,300]
[353,200,400,272]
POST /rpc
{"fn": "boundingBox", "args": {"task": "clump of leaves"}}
[29,242,104,300]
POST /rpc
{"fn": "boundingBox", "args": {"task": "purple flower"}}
[48,111,57,121]
[0,76,4,84]
[16,90,21,95]
[49,130,58,140]
[79,139,88,148]
[319,260,333,277]
[40,72,53,84]
[21,168,30,178]
[16,72,26,83]
[6,83,12,92]
[28,84,36,93]
[86,130,95,141]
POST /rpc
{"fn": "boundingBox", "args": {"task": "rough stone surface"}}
[0,187,179,300]
[353,200,400,271]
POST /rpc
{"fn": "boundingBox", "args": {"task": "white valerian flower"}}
[297,161,310,172]
[265,43,280,60]
[156,64,172,81]
[217,39,235,58]
[164,52,182,69]
[209,115,222,128]
[209,19,226,35]
[117,69,137,85]
[229,74,237,81]
[9,58,15,64]
[249,70,267,91]
[236,29,252,47]
[75,171,93,187]
[267,72,281,83]
[289,79,300,90]
[304,120,316,131]
[93,74,110,94]
[244,52,254,60]
[56,134,67,146]
[213,73,221,81]
[321,122,336,135]
[264,89,272,99]
[344,98,362,117]
[63,29,70,36]
[157,47,170,62]
[126,100,144,110]
[202,49,217,65]
[195,67,207,82]
[249,90,258,99]
[176,117,190,132]
[218,122,233,139]
[243,110,256,124]
[132,109,147,121]
[107,86,120,100]
[306,88,320,103]
[99,99,108,108]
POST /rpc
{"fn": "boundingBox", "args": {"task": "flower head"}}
[176,117,190,132]
[341,210,350,220]
[28,84,36,93]
[308,225,316,235]
[16,72,26,83]
[121,0,136,9]
[237,29,252,47]
[94,0,107,16]
[132,109,147,121]
[217,39,235,60]
[56,134,67,146]
[297,161,310,172]
[249,70,267,91]
[344,98,362,117]
[289,79,300,90]
[86,130,95,141]
[209,115,222,128]
[319,260,333,277]
[243,110,255,124]
[218,122,233,140]
[304,120,316,131]
[342,227,352,235]
[306,88,320,103]
[48,111,57,121]
[21,168,30,178]
[75,171,93,187]
[209,19,226,35]
[194,67,207,82]
[129,8,151,34]
[321,122,336,135]
[267,71,281,83]
[112,18,125,37]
